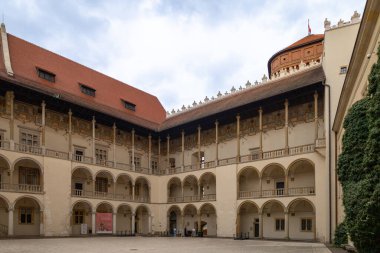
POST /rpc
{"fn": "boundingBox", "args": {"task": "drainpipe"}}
[323,81,332,243]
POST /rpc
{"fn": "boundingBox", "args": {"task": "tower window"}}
[37,68,55,82]
[79,84,96,97]
[121,99,136,111]
[340,66,348,74]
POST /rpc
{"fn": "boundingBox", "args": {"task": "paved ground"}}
[0,237,332,253]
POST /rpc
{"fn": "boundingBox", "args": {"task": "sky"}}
[1,0,366,112]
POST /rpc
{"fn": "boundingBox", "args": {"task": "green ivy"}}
[337,45,380,253]
[334,222,348,246]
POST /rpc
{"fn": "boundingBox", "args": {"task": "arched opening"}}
[199,173,216,201]
[199,203,217,236]
[116,204,132,235]
[95,171,114,199]
[71,201,92,235]
[71,167,93,197]
[13,159,43,193]
[261,164,285,197]
[183,204,197,237]
[135,177,150,203]
[238,201,260,238]
[13,197,41,235]
[0,156,11,191]
[0,196,9,236]
[288,199,315,240]
[287,160,315,196]
[167,177,182,203]
[262,200,285,239]
[183,175,198,202]
[135,205,150,235]
[95,202,113,234]
[115,174,133,201]
[238,167,260,199]
[167,205,181,235]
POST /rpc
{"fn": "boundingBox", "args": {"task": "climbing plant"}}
[337,45,380,253]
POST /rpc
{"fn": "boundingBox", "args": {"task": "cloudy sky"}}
[2,0,366,112]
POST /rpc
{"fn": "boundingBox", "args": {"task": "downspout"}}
[323,81,332,243]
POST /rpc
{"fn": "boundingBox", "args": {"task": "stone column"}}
[285,171,289,195]
[285,212,289,239]
[92,116,96,164]
[197,126,201,168]
[167,215,170,233]
[148,215,152,234]
[197,213,201,233]
[181,214,185,235]
[148,134,152,174]
[7,207,13,236]
[41,101,46,153]
[132,184,135,201]
[40,210,44,235]
[158,137,161,174]
[131,129,135,171]
[236,212,241,237]
[181,130,185,171]
[6,91,15,150]
[259,107,263,155]
[92,212,96,234]
[215,120,219,165]
[236,114,240,162]
[259,177,262,197]
[166,135,170,173]
[68,109,72,158]
[131,212,135,235]
[113,123,116,167]
[113,212,117,235]
[259,212,263,239]
[314,91,319,141]
[284,99,289,154]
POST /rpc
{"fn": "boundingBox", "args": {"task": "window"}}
[275,218,285,231]
[19,167,40,185]
[95,146,107,164]
[340,66,348,74]
[130,155,141,168]
[74,147,85,162]
[20,129,40,147]
[121,99,136,111]
[169,158,175,168]
[37,68,55,82]
[301,218,312,232]
[19,207,33,224]
[74,210,85,224]
[95,177,108,193]
[151,160,158,171]
[79,84,96,97]
[0,130,4,148]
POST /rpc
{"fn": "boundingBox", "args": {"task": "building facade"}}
[0,4,375,243]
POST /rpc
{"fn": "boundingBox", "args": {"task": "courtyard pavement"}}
[0,237,332,253]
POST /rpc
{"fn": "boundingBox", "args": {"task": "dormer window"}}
[79,84,96,97]
[37,68,55,82]
[121,99,136,111]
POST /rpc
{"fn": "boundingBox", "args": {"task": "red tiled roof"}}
[5,34,166,125]
[284,34,324,50]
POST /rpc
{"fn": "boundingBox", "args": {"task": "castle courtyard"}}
[0,237,331,253]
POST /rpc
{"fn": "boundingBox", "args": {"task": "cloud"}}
[1,0,366,112]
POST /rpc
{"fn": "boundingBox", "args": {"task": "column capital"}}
[148,133,152,139]
[41,100,46,107]
[215,120,219,126]
[131,128,135,134]
[284,99,289,106]
[314,90,318,98]
[236,114,240,120]
[92,116,96,123]
[68,109,72,116]
[259,106,263,113]
[167,134,170,140]
[8,207,14,212]
[113,122,116,129]
[197,125,201,131]
[181,129,185,135]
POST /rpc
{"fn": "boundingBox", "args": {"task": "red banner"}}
[96,213,113,234]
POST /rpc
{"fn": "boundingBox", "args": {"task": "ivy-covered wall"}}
[337,46,380,253]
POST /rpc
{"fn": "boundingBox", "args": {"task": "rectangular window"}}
[19,207,33,224]
[121,99,136,111]
[95,177,108,193]
[301,218,312,232]
[20,130,40,147]
[79,84,96,97]
[151,160,158,170]
[0,131,4,147]
[37,68,55,82]
[74,210,85,224]
[74,148,84,162]
[19,167,40,185]
[169,158,176,168]
[340,66,348,74]
[275,218,285,231]
[130,155,141,168]
[95,146,108,164]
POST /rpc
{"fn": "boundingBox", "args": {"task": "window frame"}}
[121,99,136,111]
[275,218,285,231]
[19,128,40,148]
[79,83,96,97]
[73,209,85,225]
[301,217,313,232]
[18,206,34,225]
[36,68,55,82]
